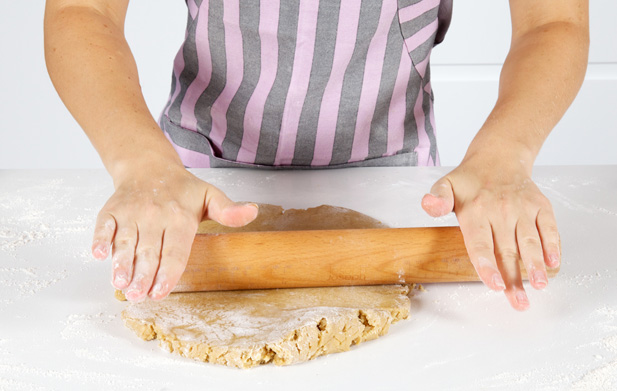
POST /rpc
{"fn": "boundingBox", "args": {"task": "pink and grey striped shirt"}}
[160,0,452,168]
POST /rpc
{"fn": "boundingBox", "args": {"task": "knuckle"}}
[171,209,199,227]
[92,232,109,243]
[111,250,133,265]
[545,241,561,254]
[135,246,161,260]
[497,197,517,218]
[497,248,519,261]
[519,235,542,249]
[113,237,135,249]
[142,202,161,219]
[166,200,183,214]
[470,192,488,209]
[529,192,549,207]
[95,212,113,228]
[161,247,189,265]
[543,225,561,238]
[116,225,135,238]
[468,240,493,254]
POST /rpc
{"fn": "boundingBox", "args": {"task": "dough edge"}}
[122,285,410,369]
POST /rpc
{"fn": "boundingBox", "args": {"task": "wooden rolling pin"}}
[174,226,559,292]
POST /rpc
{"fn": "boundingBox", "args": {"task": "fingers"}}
[498,258,529,311]
[149,221,198,301]
[537,207,561,268]
[422,177,455,217]
[110,224,138,290]
[461,217,530,310]
[459,217,506,292]
[435,164,561,311]
[516,219,548,290]
[492,222,530,311]
[92,212,116,260]
[204,186,259,227]
[94,164,262,302]
[124,224,163,302]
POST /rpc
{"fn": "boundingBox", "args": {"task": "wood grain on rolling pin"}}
[175,226,559,292]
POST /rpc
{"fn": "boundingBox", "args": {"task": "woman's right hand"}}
[90,159,259,302]
[45,2,258,301]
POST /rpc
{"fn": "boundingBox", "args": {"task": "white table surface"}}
[1,166,616,390]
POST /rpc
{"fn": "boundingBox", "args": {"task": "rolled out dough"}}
[121,205,411,368]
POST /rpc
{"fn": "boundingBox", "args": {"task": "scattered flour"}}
[603,335,617,353]
[0,362,173,390]
[0,224,51,254]
[61,312,119,342]
[572,360,617,390]
[0,266,69,304]
[0,177,99,312]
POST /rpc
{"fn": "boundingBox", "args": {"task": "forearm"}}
[464,20,589,171]
[44,3,182,180]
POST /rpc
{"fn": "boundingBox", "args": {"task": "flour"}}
[0,338,8,357]
[486,305,617,389]
[71,347,206,371]
[537,179,617,218]
[0,181,98,310]
[572,360,617,390]
[603,335,617,353]
[61,312,119,342]
[0,224,51,254]
[0,362,173,390]
[0,377,47,391]
[0,267,36,276]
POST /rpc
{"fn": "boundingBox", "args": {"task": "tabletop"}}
[1,166,616,390]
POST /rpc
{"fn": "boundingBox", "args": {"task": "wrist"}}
[461,145,536,181]
[463,128,539,176]
[107,148,185,187]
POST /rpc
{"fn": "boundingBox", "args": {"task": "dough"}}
[196,203,388,233]
[121,205,411,368]
[123,285,409,368]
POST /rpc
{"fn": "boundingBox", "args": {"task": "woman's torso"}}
[160,0,452,168]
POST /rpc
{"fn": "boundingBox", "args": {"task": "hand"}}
[90,160,259,302]
[421,156,561,311]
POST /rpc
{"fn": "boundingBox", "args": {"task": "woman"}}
[44,0,589,310]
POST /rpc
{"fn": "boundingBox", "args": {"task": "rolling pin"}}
[174,226,559,292]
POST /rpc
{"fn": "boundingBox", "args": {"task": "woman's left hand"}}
[421,154,561,311]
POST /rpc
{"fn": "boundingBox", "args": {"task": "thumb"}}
[203,186,259,227]
[421,176,454,217]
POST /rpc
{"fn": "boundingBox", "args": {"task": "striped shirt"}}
[160,0,452,168]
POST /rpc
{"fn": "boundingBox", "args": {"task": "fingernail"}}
[151,283,163,296]
[515,291,529,306]
[93,244,107,259]
[150,282,168,299]
[113,272,128,288]
[124,287,143,302]
[492,274,506,291]
[533,271,548,289]
[549,253,561,267]
[124,277,144,301]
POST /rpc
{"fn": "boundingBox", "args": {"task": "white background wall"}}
[0,1,615,169]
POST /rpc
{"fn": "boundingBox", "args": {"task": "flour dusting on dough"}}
[123,285,410,368]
